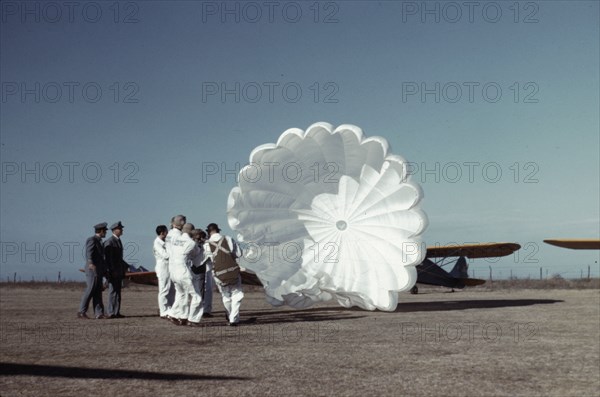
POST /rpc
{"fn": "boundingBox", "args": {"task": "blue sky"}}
[1,0,598,281]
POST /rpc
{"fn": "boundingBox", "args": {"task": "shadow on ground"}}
[0,363,250,381]
[242,298,564,317]
[201,308,365,326]
[394,299,563,312]
[150,299,564,328]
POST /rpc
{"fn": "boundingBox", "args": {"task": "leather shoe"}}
[229,322,238,327]
[187,321,202,327]
[170,317,189,326]
[95,314,109,319]
[77,312,89,319]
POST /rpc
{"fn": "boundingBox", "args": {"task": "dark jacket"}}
[104,235,129,279]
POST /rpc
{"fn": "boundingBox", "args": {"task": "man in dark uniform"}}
[78,222,109,319]
[104,221,130,318]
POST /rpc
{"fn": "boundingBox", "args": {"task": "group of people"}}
[77,216,245,327]
[77,221,129,319]
[155,215,244,326]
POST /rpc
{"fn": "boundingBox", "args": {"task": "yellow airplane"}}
[543,239,600,250]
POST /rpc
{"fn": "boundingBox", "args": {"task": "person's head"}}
[206,223,220,236]
[156,225,168,240]
[191,229,206,244]
[190,229,206,244]
[172,215,186,230]
[182,223,195,235]
[110,221,124,237]
[94,222,108,238]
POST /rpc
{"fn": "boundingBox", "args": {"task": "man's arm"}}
[182,240,196,261]
[165,235,173,260]
[153,239,169,261]
[85,237,96,269]
[120,241,129,271]
[104,240,115,274]
[228,236,242,259]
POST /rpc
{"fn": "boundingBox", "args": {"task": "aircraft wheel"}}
[410,286,418,294]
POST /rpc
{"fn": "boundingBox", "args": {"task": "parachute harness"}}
[209,238,240,282]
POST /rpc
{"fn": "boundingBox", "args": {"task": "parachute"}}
[227,122,428,311]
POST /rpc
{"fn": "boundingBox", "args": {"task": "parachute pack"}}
[208,237,240,285]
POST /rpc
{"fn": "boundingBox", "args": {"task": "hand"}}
[88,264,96,271]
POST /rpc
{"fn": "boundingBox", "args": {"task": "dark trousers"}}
[107,277,123,316]
[79,268,104,317]
[197,273,206,298]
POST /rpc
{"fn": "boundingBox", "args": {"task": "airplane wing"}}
[543,239,600,250]
[125,271,158,286]
[426,242,521,259]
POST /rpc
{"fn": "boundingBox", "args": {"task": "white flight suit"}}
[165,227,182,283]
[164,228,181,316]
[170,233,204,323]
[153,236,173,317]
[208,233,243,324]
[190,242,208,319]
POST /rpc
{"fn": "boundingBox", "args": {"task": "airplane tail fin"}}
[449,256,469,279]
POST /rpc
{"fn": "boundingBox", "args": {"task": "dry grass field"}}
[1,283,599,397]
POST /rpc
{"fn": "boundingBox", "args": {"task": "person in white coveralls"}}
[164,215,185,316]
[169,223,204,326]
[153,224,173,319]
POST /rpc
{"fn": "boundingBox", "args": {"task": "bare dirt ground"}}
[1,284,599,397]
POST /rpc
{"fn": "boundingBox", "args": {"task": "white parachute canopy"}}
[227,122,428,311]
